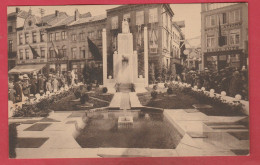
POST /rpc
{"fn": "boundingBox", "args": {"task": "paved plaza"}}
[9,91,249,158]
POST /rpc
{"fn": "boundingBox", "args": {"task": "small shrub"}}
[153,85,158,90]
[87,85,92,91]
[164,83,168,88]
[80,93,89,104]
[74,90,81,99]
[102,87,108,93]
[167,87,173,94]
[151,91,158,99]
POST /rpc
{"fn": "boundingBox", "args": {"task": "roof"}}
[69,14,106,26]
[49,16,75,28]
[41,12,68,25]
[8,10,29,19]
[80,12,92,18]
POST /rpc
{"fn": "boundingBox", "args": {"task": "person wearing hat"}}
[13,75,23,103]
[37,74,44,95]
[30,73,38,95]
[22,74,31,97]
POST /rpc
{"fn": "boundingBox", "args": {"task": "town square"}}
[7,3,249,158]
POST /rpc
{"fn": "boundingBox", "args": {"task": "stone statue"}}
[122,19,130,34]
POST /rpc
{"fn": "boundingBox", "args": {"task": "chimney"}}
[74,9,80,21]
[16,7,20,13]
[55,10,60,17]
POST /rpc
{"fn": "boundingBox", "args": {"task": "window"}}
[32,32,37,43]
[61,31,67,40]
[8,40,13,52]
[19,50,23,60]
[71,48,77,59]
[206,35,215,47]
[40,48,45,58]
[40,31,45,42]
[25,33,29,44]
[55,32,60,41]
[49,33,54,41]
[149,8,158,23]
[97,30,102,38]
[80,47,86,58]
[88,31,94,39]
[72,34,77,41]
[19,33,23,45]
[221,35,228,46]
[61,64,67,73]
[25,49,29,59]
[218,13,227,24]
[230,29,240,45]
[62,45,67,57]
[227,54,240,68]
[229,10,240,23]
[206,15,216,27]
[49,47,55,58]
[136,11,144,25]
[123,13,131,23]
[111,16,118,29]
[79,33,85,41]
[8,26,13,33]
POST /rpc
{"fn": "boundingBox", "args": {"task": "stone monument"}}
[102,18,149,92]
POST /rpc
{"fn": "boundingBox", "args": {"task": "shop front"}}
[204,49,245,71]
[47,57,68,75]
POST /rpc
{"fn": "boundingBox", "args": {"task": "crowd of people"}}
[8,70,78,103]
[178,67,249,100]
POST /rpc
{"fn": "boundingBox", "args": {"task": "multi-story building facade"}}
[45,9,106,79]
[67,10,106,75]
[171,21,185,73]
[9,5,185,83]
[106,4,176,77]
[7,8,28,71]
[201,3,248,71]
[9,10,69,75]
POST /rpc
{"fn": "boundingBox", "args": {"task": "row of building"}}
[201,3,248,71]
[8,4,186,80]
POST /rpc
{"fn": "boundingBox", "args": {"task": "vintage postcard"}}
[7,3,249,158]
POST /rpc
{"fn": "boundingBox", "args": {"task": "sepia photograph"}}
[7,3,249,159]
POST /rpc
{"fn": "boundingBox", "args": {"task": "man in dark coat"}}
[13,76,23,103]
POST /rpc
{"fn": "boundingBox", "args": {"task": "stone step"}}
[129,92,143,109]
[108,93,121,109]
[211,125,246,130]
[120,93,130,110]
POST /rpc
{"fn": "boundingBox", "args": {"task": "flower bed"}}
[11,86,78,117]
[168,81,248,115]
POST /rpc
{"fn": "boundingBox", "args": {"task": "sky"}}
[8,4,202,47]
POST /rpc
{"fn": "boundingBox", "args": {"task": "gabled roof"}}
[68,14,106,26]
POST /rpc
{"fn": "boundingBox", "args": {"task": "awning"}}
[8,64,46,74]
